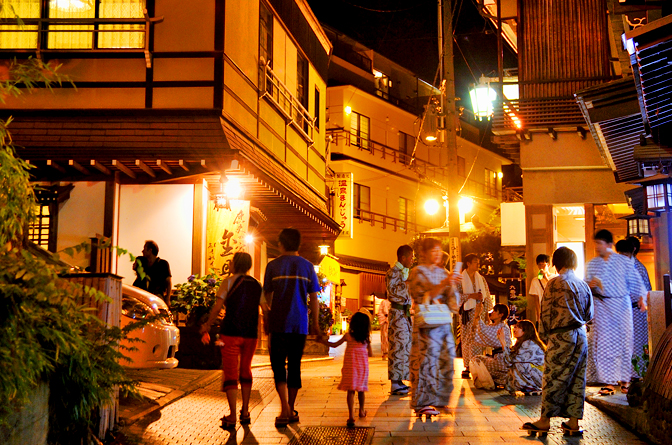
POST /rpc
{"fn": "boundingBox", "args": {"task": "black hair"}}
[349,312,371,344]
[535,254,550,264]
[615,239,634,255]
[144,240,159,255]
[420,237,442,253]
[492,303,509,319]
[511,319,546,355]
[552,246,577,271]
[278,228,301,251]
[594,229,613,244]
[397,244,413,261]
[628,236,642,256]
[464,253,479,265]
[231,252,253,274]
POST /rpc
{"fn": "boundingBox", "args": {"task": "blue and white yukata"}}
[632,257,651,378]
[470,319,511,385]
[502,339,544,393]
[585,252,646,385]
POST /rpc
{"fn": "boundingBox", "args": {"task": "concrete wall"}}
[116,184,194,286]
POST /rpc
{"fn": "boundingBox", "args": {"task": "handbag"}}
[415,303,452,328]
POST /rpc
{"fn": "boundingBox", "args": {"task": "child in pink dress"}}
[322,312,373,427]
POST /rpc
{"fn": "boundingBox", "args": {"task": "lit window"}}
[48,0,95,49]
[350,111,370,151]
[0,0,40,49]
[398,197,415,231]
[354,183,370,220]
[98,0,146,49]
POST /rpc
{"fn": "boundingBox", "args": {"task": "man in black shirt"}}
[133,240,173,308]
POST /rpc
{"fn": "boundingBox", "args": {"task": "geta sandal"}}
[598,387,615,396]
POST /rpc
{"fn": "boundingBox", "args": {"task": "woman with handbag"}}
[200,252,263,430]
[407,238,460,416]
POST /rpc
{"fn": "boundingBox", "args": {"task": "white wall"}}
[57,181,106,268]
[117,184,194,286]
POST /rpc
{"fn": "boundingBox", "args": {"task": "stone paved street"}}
[119,334,650,445]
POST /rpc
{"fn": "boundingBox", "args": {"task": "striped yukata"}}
[585,252,646,385]
[632,257,651,378]
[469,319,511,385]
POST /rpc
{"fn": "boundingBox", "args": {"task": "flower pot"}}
[627,378,644,407]
[303,334,329,356]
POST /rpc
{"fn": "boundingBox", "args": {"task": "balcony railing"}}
[0,10,163,68]
[261,62,315,143]
[492,97,586,134]
[329,128,501,200]
[355,208,429,233]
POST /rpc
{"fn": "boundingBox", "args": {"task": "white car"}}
[120,284,180,369]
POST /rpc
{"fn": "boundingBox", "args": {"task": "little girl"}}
[321,311,373,427]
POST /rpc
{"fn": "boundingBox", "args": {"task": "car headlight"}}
[122,297,152,320]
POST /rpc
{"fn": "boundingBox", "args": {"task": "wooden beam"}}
[69,160,90,175]
[156,159,172,175]
[47,159,66,173]
[112,160,136,178]
[179,160,189,171]
[135,160,156,178]
[90,160,112,175]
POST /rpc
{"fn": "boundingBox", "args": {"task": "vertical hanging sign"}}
[335,172,353,238]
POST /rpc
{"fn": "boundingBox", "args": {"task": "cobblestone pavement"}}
[120,335,650,445]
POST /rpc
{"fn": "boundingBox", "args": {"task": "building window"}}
[457,156,465,177]
[354,183,370,220]
[314,87,320,131]
[0,0,146,50]
[259,2,273,66]
[374,69,390,99]
[28,204,53,250]
[398,197,414,231]
[297,53,308,108]
[398,131,414,164]
[485,168,497,197]
[350,111,370,151]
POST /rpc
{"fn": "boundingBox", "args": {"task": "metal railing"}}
[0,10,163,68]
[355,208,429,233]
[492,97,587,133]
[261,62,315,143]
[329,128,502,200]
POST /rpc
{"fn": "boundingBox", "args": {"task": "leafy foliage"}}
[632,344,650,378]
[308,302,334,334]
[170,271,223,325]
[0,57,137,443]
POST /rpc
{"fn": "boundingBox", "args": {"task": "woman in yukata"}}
[496,319,545,395]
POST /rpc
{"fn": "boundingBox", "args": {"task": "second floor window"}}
[485,168,498,197]
[0,0,147,50]
[354,183,370,220]
[398,131,414,164]
[259,2,273,69]
[350,111,370,151]
[398,197,414,231]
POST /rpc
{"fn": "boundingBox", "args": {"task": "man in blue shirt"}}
[262,228,322,427]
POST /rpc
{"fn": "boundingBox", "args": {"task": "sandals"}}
[239,410,251,425]
[598,387,615,396]
[415,406,440,416]
[525,390,542,396]
[391,386,409,395]
[521,422,549,437]
[561,421,584,436]
[346,418,356,428]
[461,370,471,379]
[289,410,300,423]
[220,416,236,430]
[274,416,290,427]
[620,385,629,394]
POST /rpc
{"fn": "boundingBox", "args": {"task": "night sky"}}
[306,0,517,112]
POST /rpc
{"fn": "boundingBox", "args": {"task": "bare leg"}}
[275,382,291,418]
[566,417,580,430]
[346,390,355,422]
[241,384,252,417]
[358,391,367,417]
[224,388,237,422]
[288,387,299,415]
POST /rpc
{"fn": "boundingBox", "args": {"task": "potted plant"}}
[171,272,224,369]
[304,302,334,355]
[628,344,649,407]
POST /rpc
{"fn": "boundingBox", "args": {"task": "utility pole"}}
[438,0,461,269]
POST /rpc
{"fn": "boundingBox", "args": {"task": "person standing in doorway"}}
[457,253,494,379]
[528,254,557,327]
[385,244,414,395]
[261,228,322,428]
[585,230,646,395]
[377,298,391,359]
[133,240,173,308]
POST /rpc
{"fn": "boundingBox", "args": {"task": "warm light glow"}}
[245,234,254,244]
[54,0,90,10]
[469,78,497,119]
[373,69,383,78]
[319,245,329,255]
[425,199,440,215]
[214,194,228,209]
[458,197,474,214]
[497,171,503,179]
[224,178,243,199]
[344,105,352,115]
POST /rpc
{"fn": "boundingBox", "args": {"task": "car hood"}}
[122,284,169,316]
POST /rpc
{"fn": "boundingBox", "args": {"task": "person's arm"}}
[367,340,373,357]
[261,290,273,335]
[497,327,513,366]
[321,333,348,348]
[308,291,320,336]
[164,276,172,307]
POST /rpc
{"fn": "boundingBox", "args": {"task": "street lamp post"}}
[438,0,461,268]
